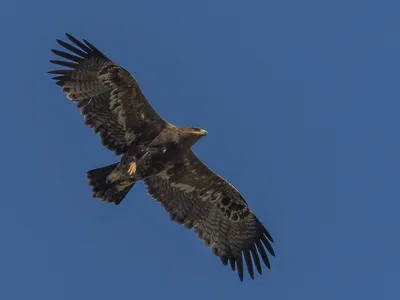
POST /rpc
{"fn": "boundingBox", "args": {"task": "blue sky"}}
[1,0,399,299]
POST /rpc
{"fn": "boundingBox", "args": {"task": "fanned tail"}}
[87,163,135,205]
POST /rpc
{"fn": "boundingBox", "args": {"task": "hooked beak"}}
[190,128,208,136]
[199,129,208,136]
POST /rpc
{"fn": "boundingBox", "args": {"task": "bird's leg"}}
[128,162,137,176]
[119,145,148,178]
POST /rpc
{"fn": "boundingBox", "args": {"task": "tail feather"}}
[87,163,135,205]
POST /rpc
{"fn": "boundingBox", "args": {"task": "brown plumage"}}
[49,33,275,281]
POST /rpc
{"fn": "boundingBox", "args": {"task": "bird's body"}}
[49,34,275,281]
[91,124,208,205]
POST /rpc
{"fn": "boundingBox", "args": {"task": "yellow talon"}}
[128,162,137,176]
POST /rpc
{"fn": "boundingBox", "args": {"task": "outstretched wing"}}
[49,33,167,154]
[145,151,275,281]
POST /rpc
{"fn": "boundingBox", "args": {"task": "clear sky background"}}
[0,0,399,299]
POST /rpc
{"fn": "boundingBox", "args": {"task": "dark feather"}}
[236,255,244,282]
[261,234,275,256]
[66,33,93,53]
[263,227,274,243]
[83,38,103,54]
[243,249,254,279]
[51,75,65,81]
[250,244,262,275]
[255,240,270,269]
[49,60,78,69]
[51,49,82,63]
[48,69,71,75]
[56,39,88,58]
[220,256,229,266]
[229,256,236,271]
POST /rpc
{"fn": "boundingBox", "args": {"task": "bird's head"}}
[180,127,208,145]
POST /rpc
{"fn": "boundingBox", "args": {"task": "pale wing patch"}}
[170,182,196,193]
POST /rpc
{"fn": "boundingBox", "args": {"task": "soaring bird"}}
[49,34,275,281]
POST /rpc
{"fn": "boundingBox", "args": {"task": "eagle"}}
[49,33,275,281]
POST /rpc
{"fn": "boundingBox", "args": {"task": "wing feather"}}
[49,33,167,154]
[145,150,275,281]
[243,248,254,279]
